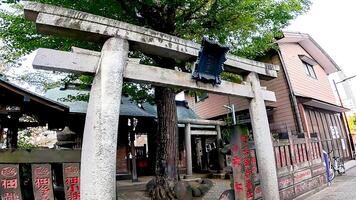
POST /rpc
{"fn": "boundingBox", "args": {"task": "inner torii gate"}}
[24,2,280,200]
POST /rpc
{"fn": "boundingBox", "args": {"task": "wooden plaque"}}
[0,164,22,200]
[63,163,80,200]
[31,164,54,200]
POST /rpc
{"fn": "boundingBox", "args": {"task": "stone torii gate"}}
[24,2,280,200]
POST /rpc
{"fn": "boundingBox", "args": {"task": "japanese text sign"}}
[230,125,255,200]
[63,163,80,200]
[0,164,22,200]
[31,164,54,200]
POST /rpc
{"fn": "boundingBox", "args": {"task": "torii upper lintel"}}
[24,2,279,80]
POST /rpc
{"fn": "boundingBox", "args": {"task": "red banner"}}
[0,164,22,200]
[31,164,55,200]
[63,163,80,200]
[230,126,255,200]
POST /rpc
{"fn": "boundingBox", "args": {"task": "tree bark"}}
[155,86,178,179]
[151,86,179,199]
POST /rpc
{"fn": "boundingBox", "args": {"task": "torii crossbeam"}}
[24,2,279,80]
[24,2,280,200]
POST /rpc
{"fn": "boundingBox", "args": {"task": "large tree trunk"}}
[151,86,179,199]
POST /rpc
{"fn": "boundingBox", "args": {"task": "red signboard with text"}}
[31,164,55,200]
[230,125,255,200]
[63,163,80,200]
[0,164,22,200]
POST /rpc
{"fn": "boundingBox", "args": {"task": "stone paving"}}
[305,166,356,200]
[201,179,231,200]
[118,191,151,200]
[117,178,231,200]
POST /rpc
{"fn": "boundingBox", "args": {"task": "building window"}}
[303,61,317,79]
[195,92,208,102]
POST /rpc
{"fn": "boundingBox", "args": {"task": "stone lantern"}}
[56,126,77,148]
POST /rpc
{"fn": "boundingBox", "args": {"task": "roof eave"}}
[278,31,340,75]
[0,79,69,112]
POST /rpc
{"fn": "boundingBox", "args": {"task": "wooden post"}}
[247,72,280,200]
[130,129,138,182]
[6,115,19,149]
[201,137,208,171]
[80,37,128,200]
[185,123,192,176]
[298,104,313,164]
[216,125,225,172]
[287,130,296,165]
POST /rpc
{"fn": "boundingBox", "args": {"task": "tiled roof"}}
[45,88,155,117]
[142,100,200,120]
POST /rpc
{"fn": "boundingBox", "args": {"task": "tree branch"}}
[179,1,209,22]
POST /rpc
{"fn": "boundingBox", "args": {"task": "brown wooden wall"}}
[301,105,350,159]
[187,53,297,132]
[188,42,341,134]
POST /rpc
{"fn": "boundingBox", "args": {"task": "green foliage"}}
[0,4,100,62]
[348,114,356,134]
[17,130,38,149]
[174,0,311,59]
[59,82,154,103]
[1,0,311,60]
[59,93,89,102]
[122,83,154,103]
[221,72,243,84]
[17,139,38,149]
[221,125,250,154]
[187,71,242,98]
[0,0,311,101]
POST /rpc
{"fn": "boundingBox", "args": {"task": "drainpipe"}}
[333,80,355,156]
[276,49,304,134]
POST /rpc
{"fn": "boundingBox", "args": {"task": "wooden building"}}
[0,77,223,180]
[187,31,352,160]
[0,78,68,148]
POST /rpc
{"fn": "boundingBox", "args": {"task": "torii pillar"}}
[80,37,128,199]
[247,72,280,200]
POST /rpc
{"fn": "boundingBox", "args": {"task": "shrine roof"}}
[45,87,155,117]
[0,78,68,112]
[142,101,200,120]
